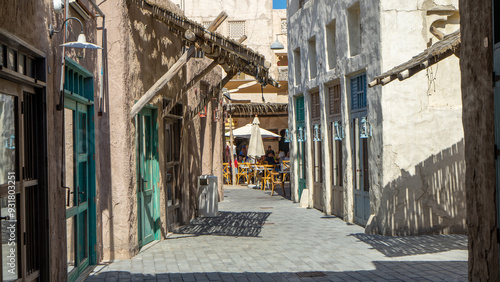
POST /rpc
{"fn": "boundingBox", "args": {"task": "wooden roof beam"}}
[131,45,195,118]
[162,59,220,118]
[206,11,228,32]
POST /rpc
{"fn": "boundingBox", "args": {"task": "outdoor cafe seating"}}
[236,163,251,184]
[223,162,231,184]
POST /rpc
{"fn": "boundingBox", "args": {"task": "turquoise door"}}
[296,96,307,200]
[65,100,93,281]
[351,73,370,226]
[64,58,96,282]
[137,108,159,247]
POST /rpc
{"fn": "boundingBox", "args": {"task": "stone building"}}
[0,0,277,280]
[286,0,465,235]
[459,0,499,280]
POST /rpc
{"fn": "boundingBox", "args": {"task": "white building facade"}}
[287,0,465,235]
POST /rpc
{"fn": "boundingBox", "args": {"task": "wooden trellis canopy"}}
[128,0,280,118]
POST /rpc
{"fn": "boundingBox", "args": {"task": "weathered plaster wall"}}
[287,0,382,222]
[184,58,224,208]
[368,0,465,235]
[97,0,184,260]
[459,0,499,280]
[1,1,100,279]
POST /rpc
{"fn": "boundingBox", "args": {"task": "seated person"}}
[264,151,278,165]
[266,145,275,157]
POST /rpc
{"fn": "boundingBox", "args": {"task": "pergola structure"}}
[128,0,280,122]
[369,29,460,87]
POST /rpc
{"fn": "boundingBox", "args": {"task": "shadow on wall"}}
[350,233,467,257]
[86,260,467,281]
[367,139,466,236]
[173,211,271,237]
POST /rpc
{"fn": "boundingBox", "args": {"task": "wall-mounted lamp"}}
[313,124,322,142]
[5,135,15,150]
[333,121,344,141]
[270,35,285,50]
[199,105,207,118]
[49,17,102,49]
[360,117,372,139]
[284,128,292,143]
[297,126,306,143]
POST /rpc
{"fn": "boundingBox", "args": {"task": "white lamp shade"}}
[61,33,102,49]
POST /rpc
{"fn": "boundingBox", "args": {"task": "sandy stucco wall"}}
[0,1,100,279]
[97,0,185,260]
[367,0,466,235]
[182,59,223,217]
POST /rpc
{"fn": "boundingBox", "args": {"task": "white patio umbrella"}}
[247,116,266,157]
[224,123,280,138]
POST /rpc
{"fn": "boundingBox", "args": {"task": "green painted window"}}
[351,73,366,110]
[296,96,305,122]
[64,58,94,101]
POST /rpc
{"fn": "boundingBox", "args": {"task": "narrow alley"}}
[86,186,467,281]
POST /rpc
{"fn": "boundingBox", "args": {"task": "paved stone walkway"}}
[86,185,468,281]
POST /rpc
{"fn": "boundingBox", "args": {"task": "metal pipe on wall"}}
[88,0,106,115]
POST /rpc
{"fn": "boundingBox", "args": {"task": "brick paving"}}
[86,185,468,281]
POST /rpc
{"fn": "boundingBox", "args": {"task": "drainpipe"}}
[60,0,70,195]
[88,0,106,115]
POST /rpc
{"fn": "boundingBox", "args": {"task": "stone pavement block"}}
[87,187,468,282]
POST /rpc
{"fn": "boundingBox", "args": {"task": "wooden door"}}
[352,115,370,226]
[296,96,306,200]
[65,99,94,281]
[137,108,159,247]
[330,121,344,217]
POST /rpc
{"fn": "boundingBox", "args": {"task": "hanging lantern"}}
[333,121,344,141]
[297,126,306,143]
[360,116,372,139]
[313,124,322,142]
[199,105,207,118]
[213,98,220,122]
[284,128,292,143]
[213,106,220,122]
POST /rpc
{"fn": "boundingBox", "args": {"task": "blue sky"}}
[273,0,286,9]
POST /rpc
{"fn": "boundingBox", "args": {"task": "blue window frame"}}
[351,73,367,110]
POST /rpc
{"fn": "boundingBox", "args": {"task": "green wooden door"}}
[65,100,92,281]
[64,58,96,282]
[296,96,307,200]
[137,108,159,247]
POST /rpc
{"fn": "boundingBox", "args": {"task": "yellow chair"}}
[236,163,250,184]
[270,171,286,196]
[261,165,275,190]
[223,163,231,184]
[280,160,291,182]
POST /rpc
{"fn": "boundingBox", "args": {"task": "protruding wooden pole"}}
[131,45,195,118]
[206,11,228,32]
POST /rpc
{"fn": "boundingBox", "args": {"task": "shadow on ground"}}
[86,260,467,281]
[173,211,271,237]
[351,233,467,257]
